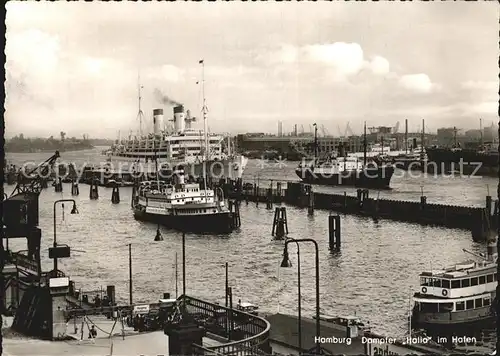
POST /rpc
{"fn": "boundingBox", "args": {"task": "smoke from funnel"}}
[154,88,182,107]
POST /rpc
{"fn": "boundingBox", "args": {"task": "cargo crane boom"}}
[10,151,60,197]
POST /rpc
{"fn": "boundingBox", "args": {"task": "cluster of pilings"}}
[228,199,241,229]
[71,181,79,196]
[54,177,63,192]
[111,184,120,204]
[270,205,343,251]
[89,180,99,200]
[241,180,497,241]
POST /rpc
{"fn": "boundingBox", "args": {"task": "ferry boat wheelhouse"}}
[132,167,236,234]
[412,252,497,332]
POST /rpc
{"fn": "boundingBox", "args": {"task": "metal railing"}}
[180,295,271,356]
[11,252,39,275]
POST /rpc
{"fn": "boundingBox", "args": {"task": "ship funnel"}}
[173,105,186,133]
[487,236,497,261]
[153,109,163,135]
[174,166,185,185]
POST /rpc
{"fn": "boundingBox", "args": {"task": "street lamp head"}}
[70,202,79,214]
[280,245,292,268]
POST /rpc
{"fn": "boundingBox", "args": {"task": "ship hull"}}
[295,165,394,189]
[426,147,499,177]
[411,308,495,337]
[106,155,247,180]
[133,208,235,234]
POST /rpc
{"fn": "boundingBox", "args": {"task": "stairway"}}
[11,285,52,339]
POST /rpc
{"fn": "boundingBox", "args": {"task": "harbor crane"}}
[393,121,400,134]
[337,122,352,138]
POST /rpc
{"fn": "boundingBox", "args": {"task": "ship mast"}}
[363,121,367,166]
[200,59,208,161]
[313,123,318,160]
[200,59,209,201]
[405,119,408,155]
[137,71,145,137]
[480,118,483,146]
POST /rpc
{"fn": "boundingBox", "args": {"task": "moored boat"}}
[411,244,498,335]
[295,154,394,189]
[131,166,237,234]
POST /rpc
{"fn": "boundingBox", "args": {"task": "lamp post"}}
[496,119,500,355]
[53,199,78,273]
[281,238,321,355]
[280,239,301,354]
[224,262,229,307]
[129,243,133,305]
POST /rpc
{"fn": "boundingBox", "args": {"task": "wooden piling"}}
[266,188,273,209]
[55,177,63,192]
[308,185,315,216]
[111,184,120,204]
[329,214,341,251]
[229,200,241,229]
[71,180,79,196]
[272,207,288,239]
[89,179,99,200]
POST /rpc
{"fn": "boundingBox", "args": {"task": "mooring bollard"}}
[272,207,288,239]
[266,188,273,209]
[71,181,80,196]
[111,184,120,204]
[328,214,341,251]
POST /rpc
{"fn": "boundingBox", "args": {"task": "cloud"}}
[399,73,434,94]
[160,65,185,82]
[304,42,365,76]
[461,80,498,91]
[367,56,390,75]
[469,101,498,115]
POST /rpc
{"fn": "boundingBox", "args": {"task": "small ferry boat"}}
[131,166,236,234]
[411,245,497,334]
[236,300,259,315]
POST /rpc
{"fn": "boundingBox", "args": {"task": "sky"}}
[4,2,499,139]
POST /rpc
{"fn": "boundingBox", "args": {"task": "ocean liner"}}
[103,61,248,180]
[411,243,497,334]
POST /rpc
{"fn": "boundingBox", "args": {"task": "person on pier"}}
[88,325,97,339]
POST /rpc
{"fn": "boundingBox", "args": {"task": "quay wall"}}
[236,182,496,240]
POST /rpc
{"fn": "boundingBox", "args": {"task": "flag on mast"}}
[199,59,204,64]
